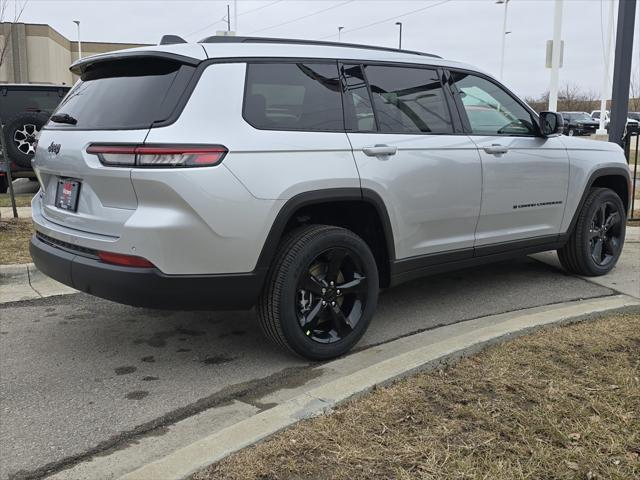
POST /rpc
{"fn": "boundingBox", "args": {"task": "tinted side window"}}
[244,62,343,131]
[362,65,453,134]
[340,64,376,132]
[450,72,536,136]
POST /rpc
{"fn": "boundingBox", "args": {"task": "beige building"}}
[0,22,149,85]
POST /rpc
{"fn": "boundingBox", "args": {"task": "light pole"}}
[547,0,564,112]
[496,0,509,80]
[395,21,402,49]
[338,26,344,41]
[596,0,615,135]
[72,20,81,60]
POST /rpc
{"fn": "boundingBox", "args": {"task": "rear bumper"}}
[30,234,265,310]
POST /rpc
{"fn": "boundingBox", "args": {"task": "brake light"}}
[98,251,155,268]
[86,144,227,167]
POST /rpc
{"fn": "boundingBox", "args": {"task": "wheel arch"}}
[564,166,631,239]
[255,188,396,288]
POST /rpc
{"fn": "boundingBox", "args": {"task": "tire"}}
[557,188,626,276]
[568,128,575,136]
[4,112,49,169]
[258,224,379,360]
[0,175,8,194]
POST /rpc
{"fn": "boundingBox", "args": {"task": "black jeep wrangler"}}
[1,84,70,193]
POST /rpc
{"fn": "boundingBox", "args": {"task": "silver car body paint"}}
[31,42,630,278]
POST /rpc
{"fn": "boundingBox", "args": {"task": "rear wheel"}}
[258,225,379,360]
[558,188,625,276]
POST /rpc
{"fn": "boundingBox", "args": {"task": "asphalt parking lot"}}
[0,256,615,480]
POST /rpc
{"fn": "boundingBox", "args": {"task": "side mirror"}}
[540,111,563,137]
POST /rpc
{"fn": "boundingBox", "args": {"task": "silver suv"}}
[31,37,631,360]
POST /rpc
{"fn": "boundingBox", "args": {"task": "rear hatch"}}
[33,50,203,237]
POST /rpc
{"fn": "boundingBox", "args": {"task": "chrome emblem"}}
[48,142,61,155]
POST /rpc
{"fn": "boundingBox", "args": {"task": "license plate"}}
[55,179,81,212]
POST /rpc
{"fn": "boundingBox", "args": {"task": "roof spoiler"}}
[159,34,187,45]
[69,51,200,75]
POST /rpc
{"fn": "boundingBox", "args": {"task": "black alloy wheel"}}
[258,224,379,360]
[557,187,626,276]
[295,247,368,344]
[588,200,622,267]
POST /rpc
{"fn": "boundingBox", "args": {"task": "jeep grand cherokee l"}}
[30,37,631,360]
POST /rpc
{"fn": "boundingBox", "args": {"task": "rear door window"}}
[361,65,453,134]
[49,58,195,130]
[243,62,344,131]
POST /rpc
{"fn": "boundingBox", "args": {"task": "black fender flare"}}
[562,166,631,241]
[254,187,396,274]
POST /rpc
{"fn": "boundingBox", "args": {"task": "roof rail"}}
[198,36,441,59]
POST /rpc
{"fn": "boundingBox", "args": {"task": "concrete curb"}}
[117,294,640,480]
[0,262,76,303]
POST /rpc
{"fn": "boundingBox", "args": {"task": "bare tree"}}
[525,84,599,114]
[0,0,28,70]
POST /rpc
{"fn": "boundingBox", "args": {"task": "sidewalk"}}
[0,206,32,218]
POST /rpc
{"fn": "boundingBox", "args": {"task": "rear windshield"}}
[48,58,195,130]
[0,87,68,119]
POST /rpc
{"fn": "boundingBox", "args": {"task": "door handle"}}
[483,144,509,155]
[362,144,398,157]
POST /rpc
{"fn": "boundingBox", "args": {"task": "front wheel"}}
[258,225,379,360]
[557,187,625,276]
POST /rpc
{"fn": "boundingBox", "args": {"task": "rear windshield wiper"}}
[50,113,78,125]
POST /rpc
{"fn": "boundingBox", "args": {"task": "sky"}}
[11,0,640,99]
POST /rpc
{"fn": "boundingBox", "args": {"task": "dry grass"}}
[196,313,640,480]
[0,193,33,208]
[0,218,33,264]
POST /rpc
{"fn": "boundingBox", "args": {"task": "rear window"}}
[0,87,68,119]
[243,62,344,131]
[48,59,195,130]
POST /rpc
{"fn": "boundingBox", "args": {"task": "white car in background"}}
[590,110,640,133]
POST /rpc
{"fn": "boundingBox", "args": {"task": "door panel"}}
[447,70,569,245]
[348,133,482,259]
[341,63,482,261]
[472,135,569,245]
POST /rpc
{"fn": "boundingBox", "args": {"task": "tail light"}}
[98,251,155,268]
[86,144,227,167]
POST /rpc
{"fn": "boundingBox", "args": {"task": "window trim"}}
[446,67,543,138]
[339,62,379,133]
[242,59,347,133]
